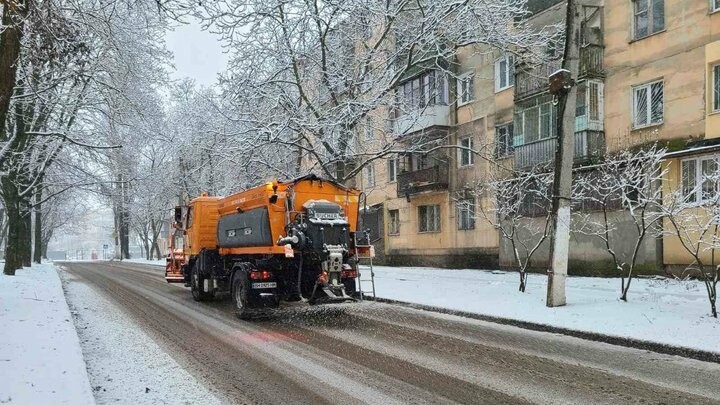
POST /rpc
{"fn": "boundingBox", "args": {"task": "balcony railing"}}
[396,162,449,196]
[579,44,604,79]
[513,130,605,171]
[514,59,562,101]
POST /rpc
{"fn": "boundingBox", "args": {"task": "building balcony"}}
[578,44,604,79]
[514,59,562,102]
[513,130,605,171]
[393,104,451,137]
[396,162,449,196]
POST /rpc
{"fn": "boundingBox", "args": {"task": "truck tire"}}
[191,263,212,302]
[232,266,251,319]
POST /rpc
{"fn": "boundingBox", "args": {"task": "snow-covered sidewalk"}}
[58,265,221,404]
[123,258,720,355]
[0,263,94,404]
[359,266,720,355]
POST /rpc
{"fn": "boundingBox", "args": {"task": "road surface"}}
[60,261,720,404]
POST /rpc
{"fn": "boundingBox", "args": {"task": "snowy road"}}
[61,261,720,404]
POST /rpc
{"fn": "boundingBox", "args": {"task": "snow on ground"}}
[124,258,720,354]
[58,267,222,405]
[124,258,166,267]
[359,266,720,354]
[0,263,94,405]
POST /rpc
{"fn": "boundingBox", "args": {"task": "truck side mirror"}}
[174,206,182,224]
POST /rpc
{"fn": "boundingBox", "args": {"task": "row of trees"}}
[472,145,720,318]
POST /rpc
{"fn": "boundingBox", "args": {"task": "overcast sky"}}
[164,20,228,87]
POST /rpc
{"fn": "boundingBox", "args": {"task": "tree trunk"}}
[33,186,42,263]
[21,207,31,266]
[0,1,26,146]
[3,198,21,275]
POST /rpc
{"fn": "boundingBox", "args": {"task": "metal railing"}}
[396,162,449,196]
[514,59,562,101]
[514,130,605,170]
[579,44,604,78]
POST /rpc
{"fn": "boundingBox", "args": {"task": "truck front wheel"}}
[232,268,251,319]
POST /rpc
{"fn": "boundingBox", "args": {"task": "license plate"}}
[251,282,277,289]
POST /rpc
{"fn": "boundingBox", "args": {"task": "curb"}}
[365,296,720,364]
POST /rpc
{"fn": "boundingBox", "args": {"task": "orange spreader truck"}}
[165,175,373,318]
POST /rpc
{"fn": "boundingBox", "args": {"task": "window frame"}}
[388,157,398,183]
[457,72,475,106]
[365,164,375,187]
[458,136,474,167]
[633,0,665,40]
[632,79,664,129]
[711,0,720,13]
[495,123,514,158]
[417,204,441,233]
[456,198,476,231]
[388,209,400,235]
[680,155,720,204]
[494,55,515,93]
[713,64,720,113]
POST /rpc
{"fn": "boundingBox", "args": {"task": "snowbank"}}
[59,267,221,404]
[359,266,720,354]
[122,258,166,267]
[0,263,94,404]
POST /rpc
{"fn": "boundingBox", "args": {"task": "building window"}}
[388,209,400,235]
[634,0,664,39]
[418,204,441,233]
[457,72,475,106]
[457,198,475,230]
[495,55,515,92]
[495,124,514,158]
[714,0,720,13]
[458,136,474,167]
[364,117,374,140]
[388,157,398,182]
[632,80,663,128]
[365,164,375,187]
[517,100,556,144]
[398,70,448,115]
[713,64,720,112]
[681,156,720,203]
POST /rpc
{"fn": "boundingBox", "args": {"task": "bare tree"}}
[574,146,667,301]
[663,157,720,318]
[473,166,554,292]
[197,0,557,183]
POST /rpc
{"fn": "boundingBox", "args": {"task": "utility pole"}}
[546,0,581,307]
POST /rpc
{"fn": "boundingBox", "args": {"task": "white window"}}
[517,100,556,144]
[364,117,373,140]
[495,55,515,92]
[634,0,664,39]
[365,164,375,187]
[388,157,398,182]
[398,70,448,115]
[388,209,400,235]
[713,0,720,13]
[632,80,663,128]
[459,136,474,167]
[681,156,720,203]
[713,64,720,112]
[418,204,441,233]
[496,124,514,158]
[457,198,475,230]
[457,73,475,106]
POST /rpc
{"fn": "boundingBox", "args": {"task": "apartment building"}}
[356,0,720,273]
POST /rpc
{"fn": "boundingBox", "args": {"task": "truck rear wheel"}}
[191,264,212,302]
[232,267,251,319]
